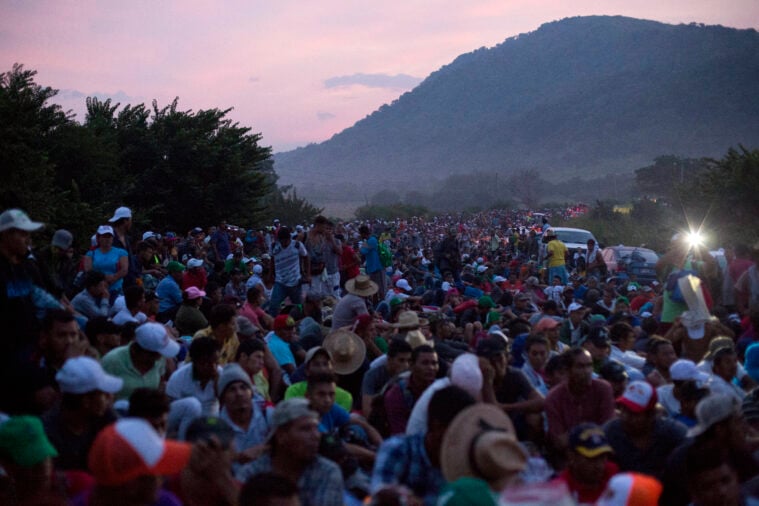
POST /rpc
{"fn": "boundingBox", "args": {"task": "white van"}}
[549,227,598,254]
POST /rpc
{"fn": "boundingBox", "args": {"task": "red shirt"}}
[558,460,619,504]
[545,380,616,442]
[340,245,360,279]
[182,268,207,290]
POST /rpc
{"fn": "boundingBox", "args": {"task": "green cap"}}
[167,261,186,273]
[389,297,404,307]
[438,477,496,506]
[478,295,495,309]
[486,310,501,326]
[0,416,58,467]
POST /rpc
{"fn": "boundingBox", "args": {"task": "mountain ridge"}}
[274,16,759,203]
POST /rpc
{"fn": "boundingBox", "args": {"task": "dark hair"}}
[235,338,266,361]
[545,352,570,376]
[609,322,634,343]
[42,309,75,332]
[566,347,590,367]
[189,336,221,361]
[239,473,298,505]
[647,336,672,356]
[84,270,106,289]
[246,285,263,303]
[542,300,558,312]
[313,215,328,225]
[359,225,370,235]
[524,334,550,352]
[388,339,413,357]
[411,344,435,364]
[306,371,336,392]
[121,321,139,343]
[128,388,171,418]
[124,285,145,310]
[206,281,221,294]
[277,227,291,241]
[427,386,476,429]
[209,303,237,328]
[713,346,737,367]
[685,444,734,485]
[85,316,121,346]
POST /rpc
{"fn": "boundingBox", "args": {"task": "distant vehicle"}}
[601,245,660,285]
[549,227,598,254]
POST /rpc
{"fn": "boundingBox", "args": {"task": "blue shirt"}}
[211,230,231,260]
[319,404,350,433]
[87,247,128,293]
[361,236,382,274]
[266,332,295,367]
[156,276,183,313]
[371,433,445,506]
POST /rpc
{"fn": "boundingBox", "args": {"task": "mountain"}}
[273,16,759,207]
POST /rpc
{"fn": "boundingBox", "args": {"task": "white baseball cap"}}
[396,279,412,292]
[253,264,263,274]
[0,209,43,233]
[56,357,123,394]
[135,323,180,358]
[670,359,710,384]
[97,225,114,236]
[108,206,132,223]
[187,258,204,269]
[142,231,157,241]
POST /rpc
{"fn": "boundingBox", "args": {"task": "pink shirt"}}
[545,379,616,441]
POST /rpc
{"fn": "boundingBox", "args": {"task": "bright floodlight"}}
[686,231,704,248]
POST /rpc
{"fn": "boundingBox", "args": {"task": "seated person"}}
[285,347,352,411]
[305,372,382,466]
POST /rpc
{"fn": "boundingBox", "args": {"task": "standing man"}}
[210,220,231,264]
[544,229,569,285]
[109,206,138,288]
[269,227,310,316]
[359,224,387,300]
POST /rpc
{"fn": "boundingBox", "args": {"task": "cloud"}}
[324,73,422,90]
[58,89,140,104]
[248,76,260,83]
[317,111,336,121]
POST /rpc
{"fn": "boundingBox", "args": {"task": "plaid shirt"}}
[235,453,344,506]
[370,433,445,506]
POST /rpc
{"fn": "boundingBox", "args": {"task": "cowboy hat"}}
[322,329,366,375]
[441,404,527,484]
[344,275,378,297]
[393,311,429,330]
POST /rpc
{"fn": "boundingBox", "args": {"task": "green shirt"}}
[284,381,353,412]
[101,344,166,400]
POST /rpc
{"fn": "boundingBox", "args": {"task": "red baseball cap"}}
[88,418,192,486]
[273,314,296,330]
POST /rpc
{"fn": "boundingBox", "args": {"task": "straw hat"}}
[345,275,379,297]
[441,404,526,484]
[322,329,366,375]
[393,310,429,330]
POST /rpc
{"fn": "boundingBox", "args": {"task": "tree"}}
[0,64,71,223]
[263,185,324,226]
[678,146,759,244]
[506,169,544,209]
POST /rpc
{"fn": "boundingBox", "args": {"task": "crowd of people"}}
[1,204,759,506]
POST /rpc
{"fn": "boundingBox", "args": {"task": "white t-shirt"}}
[272,240,308,287]
[112,309,148,326]
[166,363,223,416]
[405,378,452,436]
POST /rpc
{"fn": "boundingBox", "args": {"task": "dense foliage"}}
[0,64,320,246]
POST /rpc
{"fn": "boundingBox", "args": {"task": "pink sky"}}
[2,0,757,152]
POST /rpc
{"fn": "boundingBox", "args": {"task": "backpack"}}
[378,242,393,268]
[368,374,414,438]
[665,269,699,304]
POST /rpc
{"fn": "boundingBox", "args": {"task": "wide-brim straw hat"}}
[345,275,379,297]
[393,310,429,330]
[441,404,527,484]
[322,329,366,375]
